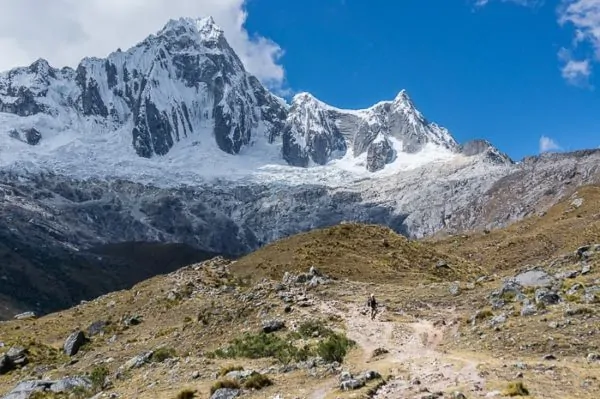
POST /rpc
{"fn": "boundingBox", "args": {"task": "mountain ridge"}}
[0,16,510,175]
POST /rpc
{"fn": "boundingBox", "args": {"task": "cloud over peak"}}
[0,0,285,88]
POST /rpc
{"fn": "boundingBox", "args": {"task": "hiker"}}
[367,293,378,320]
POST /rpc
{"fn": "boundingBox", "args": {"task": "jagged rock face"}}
[282,91,466,168]
[354,92,459,156]
[366,137,396,172]
[282,94,348,166]
[0,17,287,158]
[0,17,511,173]
[460,139,513,165]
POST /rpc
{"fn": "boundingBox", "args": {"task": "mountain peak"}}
[158,16,224,43]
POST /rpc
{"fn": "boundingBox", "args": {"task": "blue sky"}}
[243,0,599,160]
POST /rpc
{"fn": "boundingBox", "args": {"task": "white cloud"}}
[0,0,285,88]
[557,0,600,86]
[473,0,544,8]
[558,0,600,59]
[558,48,592,86]
[539,136,562,153]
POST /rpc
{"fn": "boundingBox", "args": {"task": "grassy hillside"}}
[231,223,481,283]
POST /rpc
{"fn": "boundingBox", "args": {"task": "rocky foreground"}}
[1,217,599,398]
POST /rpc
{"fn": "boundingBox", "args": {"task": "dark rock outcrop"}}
[63,331,86,356]
[366,137,396,172]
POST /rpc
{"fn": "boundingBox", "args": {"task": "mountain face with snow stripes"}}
[0,17,511,172]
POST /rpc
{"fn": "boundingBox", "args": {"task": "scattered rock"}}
[520,304,537,316]
[514,270,554,288]
[534,288,561,306]
[555,270,580,279]
[436,260,450,269]
[587,353,600,362]
[14,311,36,320]
[340,378,365,391]
[452,392,467,399]
[225,370,256,381]
[543,354,557,361]
[489,314,507,327]
[576,245,592,259]
[339,371,352,382]
[284,305,292,313]
[123,315,142,326]
[191,371,200,379]
[50,376,92,393]
[2,377,91,399]
[64,331,86,356]
[0,355,13,375]
[210,388,241,399]
[567,283,584,296]
[449,283,461,296]
[582,263,592,275]
[123,351,153,370]
[262,319,285,333]
[6,346,28,367]
[87,320,107,336]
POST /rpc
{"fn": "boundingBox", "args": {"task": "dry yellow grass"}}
[231,223,481,283]
[429,185,600,273]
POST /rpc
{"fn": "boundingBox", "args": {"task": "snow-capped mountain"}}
[2,16,598,318]
[0,17,509,174]
[0,17,287,159]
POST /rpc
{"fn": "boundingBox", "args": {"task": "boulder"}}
[535,288,561,306]
[262,320,285,333]
[64,331,86,356]
[514,270,554,288]
[14,312,36,320]
[87,320,107,336]
[49,376,92,393]
[123,351,153,370]
[6,346,28,367]
[210,388,241,399]
[341,378,365,390]
[0,354,13,375]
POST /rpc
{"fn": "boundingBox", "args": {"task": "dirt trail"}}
[314,300,486,398]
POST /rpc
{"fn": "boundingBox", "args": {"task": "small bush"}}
[174,389,196,399]
[316,333,355,363]
[89,365,109,392]
[501,291,517,302]
[244,373,273,390]
[372,347,389,358]
[503,381,529,396]
[210,379,241,394]
[474,309,494,320]
[151,347,177,362]
[214,332,312,364]
[219,365,244,376]
[298,320,334,338]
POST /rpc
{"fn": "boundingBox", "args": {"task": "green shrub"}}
[214,332,312,364]
[244,373,273,390]
[89,365,109,392]
[210,379,241,394]
[151,347,177,362]
[316,333,355,363]
[297,320,334,338]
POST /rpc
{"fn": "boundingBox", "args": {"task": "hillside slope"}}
[230,223,481,283]
[1,195,600,398]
